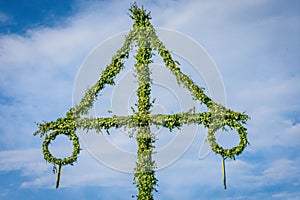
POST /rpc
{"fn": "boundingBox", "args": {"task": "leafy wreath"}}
[42,129,80,188]
[42,130,80,166]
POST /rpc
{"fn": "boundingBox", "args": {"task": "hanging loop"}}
[42,129,80,188]
[206,118,248,159]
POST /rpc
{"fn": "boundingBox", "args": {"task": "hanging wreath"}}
[42,130,80,188]
[206,117,248,189]
[207,120,248,159]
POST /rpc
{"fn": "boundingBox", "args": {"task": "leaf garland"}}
[34,2,249,199]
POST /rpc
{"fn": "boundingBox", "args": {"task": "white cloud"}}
[283,123,300,145]
[272,192,300,200]
[0,148,131,189]
[262,159,300,183]
[155,156,299,198]
[228,158,300,190]
[0,149,48,175]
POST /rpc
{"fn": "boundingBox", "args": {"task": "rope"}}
[222,157,227,190]
[56,162,62,189]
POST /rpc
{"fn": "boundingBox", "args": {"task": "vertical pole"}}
[134,27,157,199]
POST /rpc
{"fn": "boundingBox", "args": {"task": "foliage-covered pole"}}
[131,5,157,199]
[134,37,156,199]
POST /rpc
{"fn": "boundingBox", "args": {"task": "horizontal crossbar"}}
[74,109,248,133]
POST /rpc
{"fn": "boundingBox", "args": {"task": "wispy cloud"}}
[272,191,300,200]
[0,148,132,189]
[261,159,299,184]
[0,12,10,24]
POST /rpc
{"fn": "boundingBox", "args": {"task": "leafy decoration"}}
[34,2,249,199]
[42,129,80,188]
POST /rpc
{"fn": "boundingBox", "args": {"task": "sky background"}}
[0,0,300,199]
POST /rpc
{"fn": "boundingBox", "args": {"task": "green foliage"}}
[34,2,249,199]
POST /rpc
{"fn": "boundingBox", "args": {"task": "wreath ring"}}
[42,130,80,166]
[207,119,248,159]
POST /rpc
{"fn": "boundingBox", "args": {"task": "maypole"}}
[34,3,249,199]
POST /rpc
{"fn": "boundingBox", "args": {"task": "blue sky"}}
[0,0,300,199]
